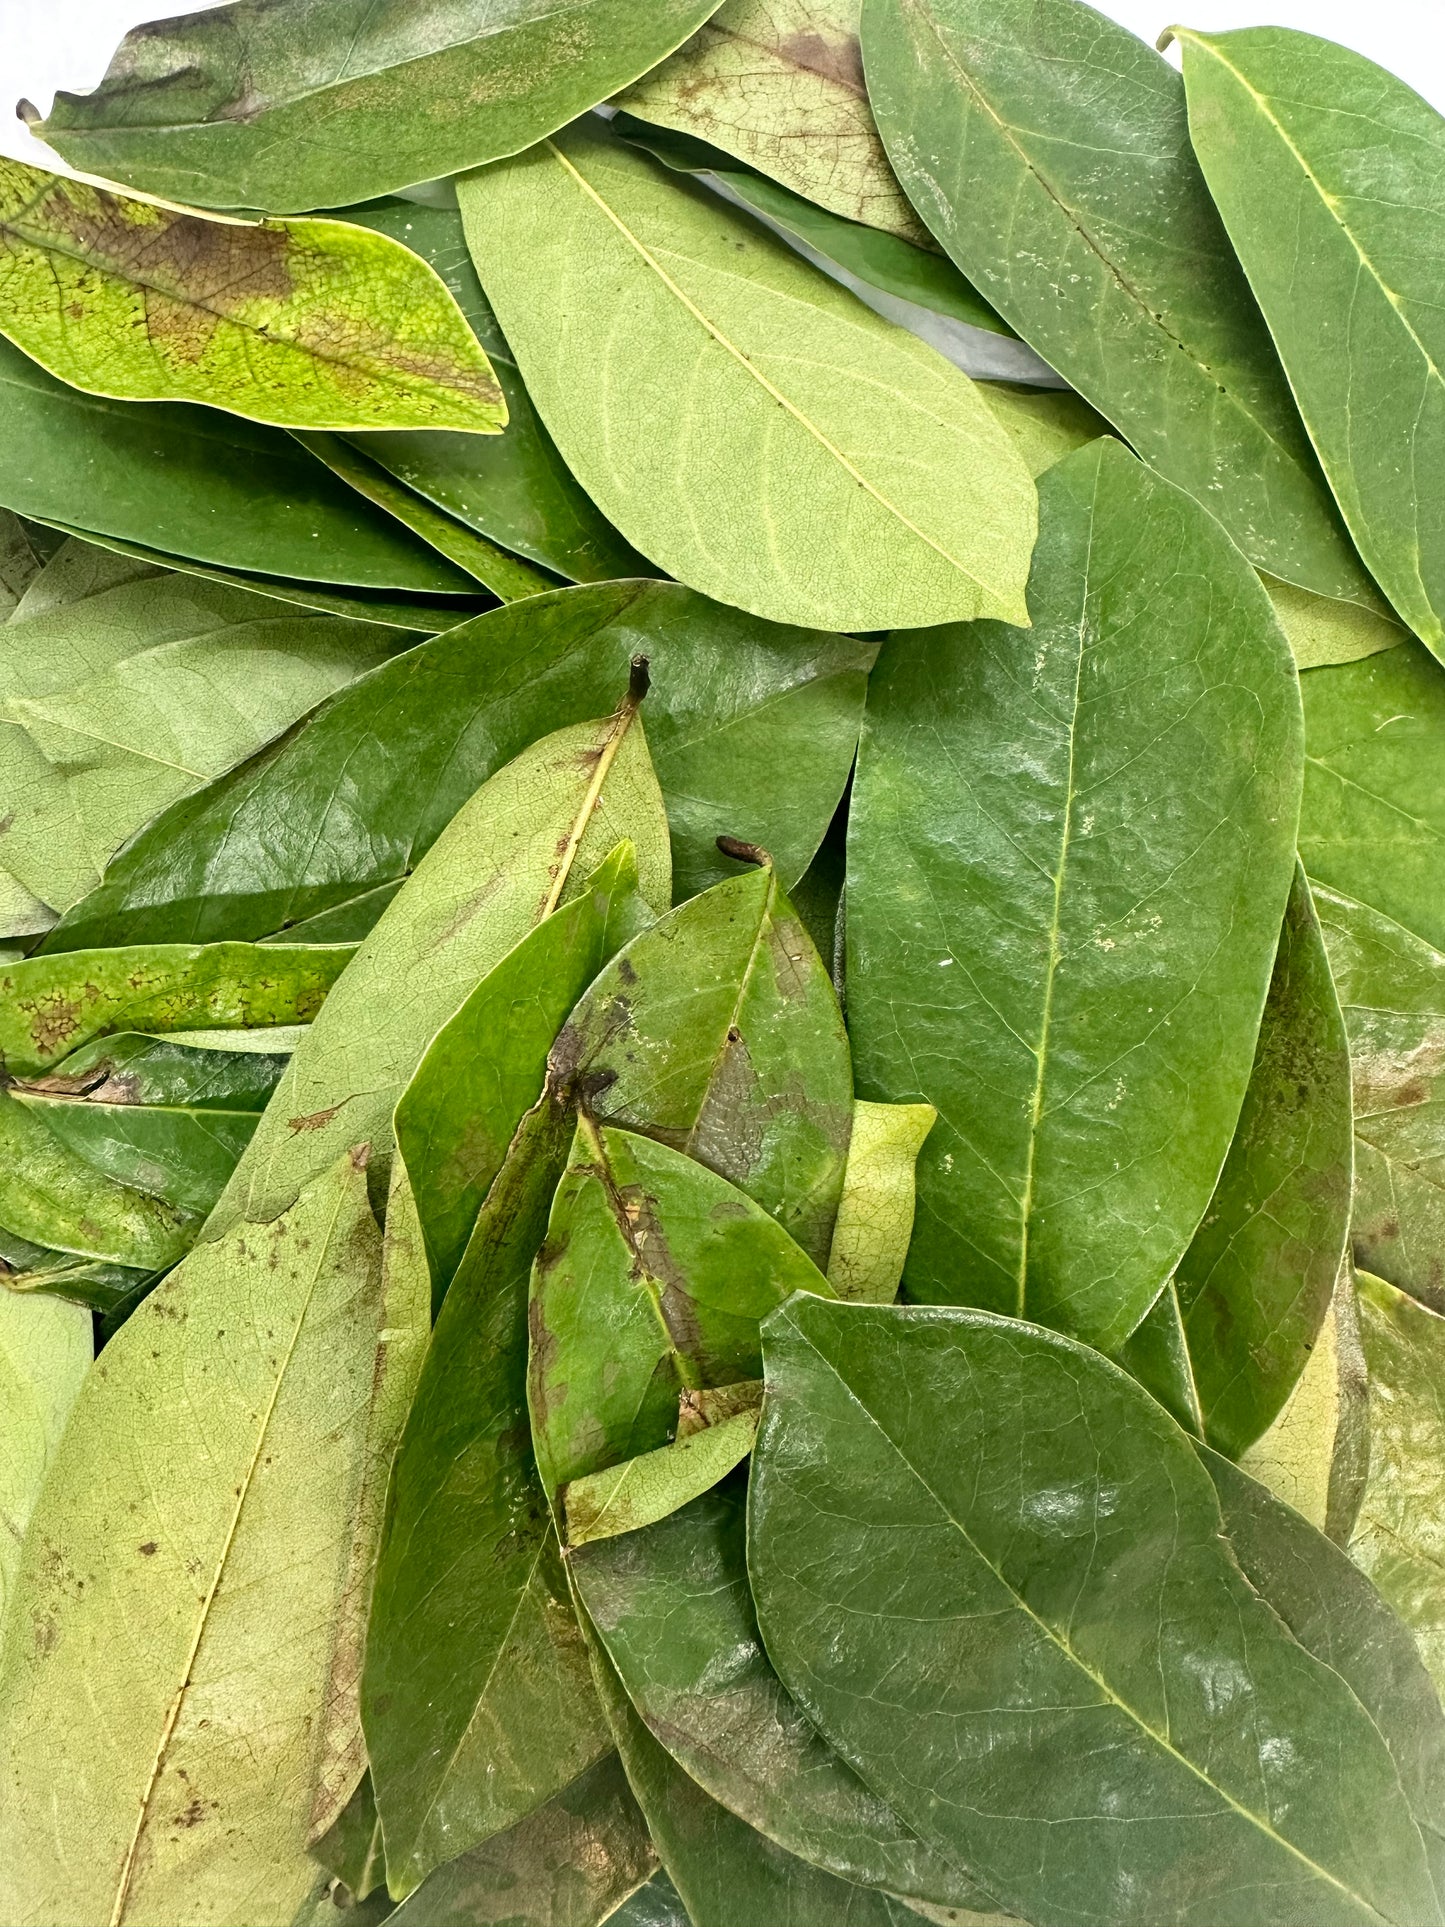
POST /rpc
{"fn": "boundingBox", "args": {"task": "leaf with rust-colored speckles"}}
[0,159,503,435]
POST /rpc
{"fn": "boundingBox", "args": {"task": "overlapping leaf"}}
[0,1288,90,1648]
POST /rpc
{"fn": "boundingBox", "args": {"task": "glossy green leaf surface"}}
[459,123,1037,633]
[1168,867,1354,1455]
[364,1089,609,1894]
[341,199,650,586]
[40,0,727,214]
[571,1477,997,1909]
[0,569,399,914]
[206,702,670,1238]
[1238,1257,1371,1544]
[750,1294,1442,1927]
[47,582,869,951]
[826,1099,935,1303]
[860,0,1374,606]
[386,1753,656,1927]
[562,1411,759,1547]
[395,847,640,1301]
[0,337,479,593]
[1175,26,1445,650]
[1351,1271,1445,1699]
[557,862,853,1267]
[0,1149,428,1926]
[847,441,1304,1350]
[1316,885,1445,1312]
[0,161,503,434]
[1205,1448,1445,1897]
[619,0,930,243]
[1300,643,1445,953]
[0,1288,90,1648]
[529,1122,833,1497]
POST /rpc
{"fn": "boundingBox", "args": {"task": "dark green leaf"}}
[46,582,870,953]
[364,1087,608,1894]
[1315,884,1445,1313]
[528,1121,833,1498]
[1174,27,1445,652]
[750,1294,1442,1927]
[847,440,1303,1350]
[860,0,1378,608]
[0,1228,148,1314]
[340,199,651,586]
[40,0,728,214]
[557,861,853,1267]
[0,337,479,593]
[572,1477,999,1909]
[606,1870,690,1927]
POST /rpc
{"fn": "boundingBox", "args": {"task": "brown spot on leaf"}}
[288,1103,346,1134]
[139,1541,158,1556]
[778,27,867,93]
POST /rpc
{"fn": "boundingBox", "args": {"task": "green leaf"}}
[395,846,643,1302]
[612,112,1012,339]
[0,1287,90,1650]
[0,1222,150,1313]
[0,939,349,1077]
[45,581,869,951]
[0,161,503,434]
[608,1872,690,1927]
[1238,1257,1371,1544]
[364,1089,609,1894]
[1166,866,1354,1456]
[0,508,48,620]
[860,0,1378,610]
[292,432,555,601]
[310,1774,385,1905]
[0,569,400,913]
[581,1607,922,1927]
[206,696,670,1239]
[0,336,479,592]
[571,1477,1002,1909]
[558,861,853,1267]
[1316,884,1445,1312]
[529,1121,833,1498]
[1300,643,1445,954]
[1265,575,1406,671]
[825,1099,935,1303]
[749,1294,1443,1927]
[385,1753,657,1927]
[339,198,651,586]
[618,0,931,244]
[847,440,1304,1350]
[1204,1448,1445,1898]
[1351,1271,1445,1702]
[978,384,1113,479]
[1173,27,1445,652]
[39,0,728,215]
[0,1147,428,1926]
[458,122,1037,633]
[562,1411,760,1548]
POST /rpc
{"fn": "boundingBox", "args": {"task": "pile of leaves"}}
[1,2,1443,1923]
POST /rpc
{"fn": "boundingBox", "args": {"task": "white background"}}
[0,0,1441,175]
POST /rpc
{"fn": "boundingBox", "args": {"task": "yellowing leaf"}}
[0,160,505,435]
[562,1410,761,1547]
[825,1098,934,1303]
[0,1288,90,1653]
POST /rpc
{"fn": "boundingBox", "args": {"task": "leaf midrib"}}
[786,1310,1401,1926]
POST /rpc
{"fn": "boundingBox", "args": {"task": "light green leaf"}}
[1174,26,1445,652]
[458,122,1037,633]
[1266,574,1405,670]
[0,570,400,913]
[1238,1255,1371,1543]
[0,1147,425,1927]
[1351,1271,1445,1701]
[861,0,1377,608]
[557,860,854,1268]
[7,532,162,623]
[978,385,1113,478]
[0,160,503,434]
[0,939,351,1077]
[750,1294,1442,1927]
[1315,884,1445,1312]
[825,1099,935,1303]
[206,696,670,1239]
[0,1288,90,1649]
[562,1411,760,1547]
[847,440,1304,1350]
[39,0,728,215]
[619,0,931,243]
[0,508,48,620]
[529,1121,834,1499]
[1300,642,1445,953]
